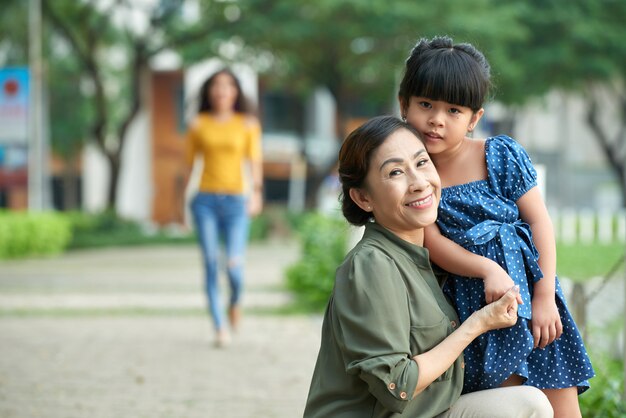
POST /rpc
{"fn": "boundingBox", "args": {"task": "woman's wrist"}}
[462,311,487,338]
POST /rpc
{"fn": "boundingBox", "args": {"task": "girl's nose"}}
[428,111,444,127]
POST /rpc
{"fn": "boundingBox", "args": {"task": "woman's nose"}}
[409,170,429,191]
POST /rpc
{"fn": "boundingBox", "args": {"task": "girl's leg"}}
[191,194,226,340]
[541,387,580,418]
[500,374,525,387]
[221,194,249,332]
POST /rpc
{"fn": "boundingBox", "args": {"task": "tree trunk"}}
[585,92,626,206]
[62,156,79,210]
[570,282,587,341]
[106,152,120,211]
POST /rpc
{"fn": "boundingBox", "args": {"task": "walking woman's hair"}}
[197,68,248,113]
[398,35,492,112]
[338,116,423,226]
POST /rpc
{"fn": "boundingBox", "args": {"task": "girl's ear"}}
[398,96,407,118]
[468,108,485,132]
[349,187,373,213]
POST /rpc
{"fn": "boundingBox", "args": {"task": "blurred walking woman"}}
[185,68,263,347]
[303,116,552,417]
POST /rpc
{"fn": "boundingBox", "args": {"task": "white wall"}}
[116,108,152,221]
[81,104,151,221]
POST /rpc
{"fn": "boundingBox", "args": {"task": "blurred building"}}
[80,59,340,227]
[3,62,620,225]
[483,89,622,211]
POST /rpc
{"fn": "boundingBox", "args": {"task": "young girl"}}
[398,36,594,417]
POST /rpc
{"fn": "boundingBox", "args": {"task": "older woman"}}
[303,116,553,418]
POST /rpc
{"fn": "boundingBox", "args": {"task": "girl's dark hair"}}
[398,36,491,112]
[197,68,248,113]
[339,116,423,226]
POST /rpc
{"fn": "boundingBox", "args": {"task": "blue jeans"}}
[190,193,249,330]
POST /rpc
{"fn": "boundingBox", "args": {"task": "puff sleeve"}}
[486,135,538,202]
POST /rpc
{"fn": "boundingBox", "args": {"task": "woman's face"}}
[351,128,441,244]
[208,72,239,112]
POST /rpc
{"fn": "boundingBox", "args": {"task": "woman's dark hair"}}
[339,116,423,226]
[398,35,491,113]
[197,68,248,113]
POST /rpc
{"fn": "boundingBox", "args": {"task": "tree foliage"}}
[1,0,624,209]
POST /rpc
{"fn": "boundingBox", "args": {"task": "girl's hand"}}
[482,260,518,304]
[531,294,562,349]
[474,285,521,331]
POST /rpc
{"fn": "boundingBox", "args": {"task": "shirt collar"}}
[363,222,432,268]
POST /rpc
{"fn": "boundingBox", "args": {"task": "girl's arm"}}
[424,224,517,303]
[516,186,563,348]
[412,286,520,395]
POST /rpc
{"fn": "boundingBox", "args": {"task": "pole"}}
[28,0,44,211]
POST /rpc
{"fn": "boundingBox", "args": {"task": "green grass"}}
[556,241,624,282]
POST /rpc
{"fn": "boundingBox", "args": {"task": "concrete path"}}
[0,240,323,418]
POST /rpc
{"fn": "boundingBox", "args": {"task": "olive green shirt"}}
[303,222,464,418]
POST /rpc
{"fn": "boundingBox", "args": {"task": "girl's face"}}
[350,128,441,245]
[208,72,239,112]
[403,96,483,156]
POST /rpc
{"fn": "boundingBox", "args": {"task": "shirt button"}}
[451,320,457,328]
[461,361,465,369]
[388,382,396,390]
[400,391,407,399]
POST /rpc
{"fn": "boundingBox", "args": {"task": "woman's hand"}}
[482,260,516,304]
[531,294,562,349]
[474,285,522,332]
[248,190,263,217]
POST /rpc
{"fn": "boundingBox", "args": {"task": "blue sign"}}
[0,67,30,144]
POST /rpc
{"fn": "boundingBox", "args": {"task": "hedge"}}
[0,210,72,259]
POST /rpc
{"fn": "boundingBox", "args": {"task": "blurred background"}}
[0,0,624,417]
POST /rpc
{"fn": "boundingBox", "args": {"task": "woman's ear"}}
[349,187,373,213]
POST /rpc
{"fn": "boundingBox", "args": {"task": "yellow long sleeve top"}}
[186,113,262,194]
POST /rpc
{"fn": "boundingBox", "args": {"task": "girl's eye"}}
[418,101,431,109]
[449,108,461,114]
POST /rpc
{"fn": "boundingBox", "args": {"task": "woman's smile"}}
[405,193,434,209]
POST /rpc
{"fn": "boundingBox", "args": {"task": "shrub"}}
[286,212,348,311]
[579,353,625,417]
[0,210,72,259]
[249,212,270,241]
[65,210,148,248]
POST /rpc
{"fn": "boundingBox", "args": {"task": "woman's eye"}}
[389,169,402,176]
[417,159,429,167]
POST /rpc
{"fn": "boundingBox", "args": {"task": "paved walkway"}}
[0,240,323,418]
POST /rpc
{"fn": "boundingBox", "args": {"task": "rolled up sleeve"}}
[334,248,419,413]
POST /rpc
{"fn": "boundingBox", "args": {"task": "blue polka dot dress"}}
[436,135,594,394]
